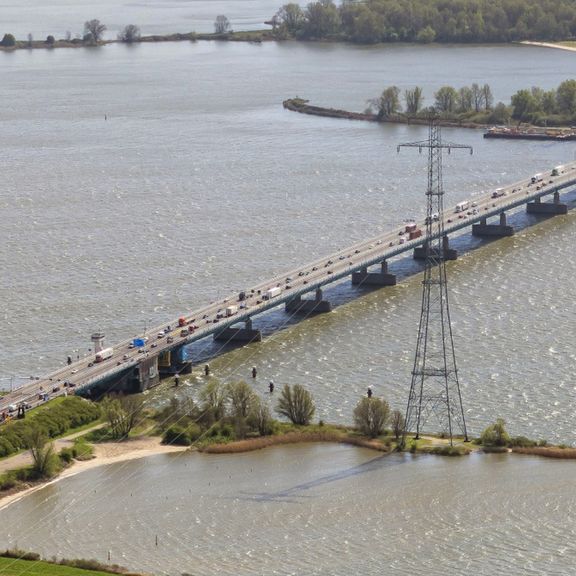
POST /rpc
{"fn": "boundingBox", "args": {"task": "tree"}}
[45,35,55,45]
[375,86,401,119]
[353,397,390,438]
[227,381,256,420]
[511,89,537,121]
[434,86,458,113]
[480,418,510,447]
[488,102,512,125]
[275,3,305,35]
[28,429,58,478]
[458,86,474,112]
[214,15,231,35]
[84,19,106,44]
[556,79,576,115]
[471,83,484,112]
[27,33,33,47]
[118,24,141,43]
[102,395,144,440]
[248,396,274,436]
[416,25,435,43]
[1,34,16,47]
[404,87,424,114]
[276,384,315,425]
[482,83,494,110]
[391,410,405,441]
[200,380,227,422]
[303,0,340,39]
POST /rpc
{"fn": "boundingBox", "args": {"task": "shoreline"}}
[0,437,187,511]
[519,41,576,53]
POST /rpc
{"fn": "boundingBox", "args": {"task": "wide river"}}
[0,33,575,574]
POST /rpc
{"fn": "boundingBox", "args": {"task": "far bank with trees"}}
[284,78,576,132]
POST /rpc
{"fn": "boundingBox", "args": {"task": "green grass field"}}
[0,558,116,576]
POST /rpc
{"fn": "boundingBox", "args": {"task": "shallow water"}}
[1,445,575,576]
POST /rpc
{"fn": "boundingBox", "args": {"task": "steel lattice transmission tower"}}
[398,116,471,446]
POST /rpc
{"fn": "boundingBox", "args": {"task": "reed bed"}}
[198,431,391,454]
[512,446,576,459]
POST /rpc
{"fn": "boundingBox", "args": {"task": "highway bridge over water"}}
[2,161,576,414]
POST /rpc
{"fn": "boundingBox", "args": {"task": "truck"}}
[178,317,187,327]
[455,201,470,213]
[405,222,417,233]
[225,305,238,317]
[264,286,282,300]
[491,188,505,198]
[531,173,543,184]
[95,347,114,362]
[408,229,422,240]
[132,338,146,347]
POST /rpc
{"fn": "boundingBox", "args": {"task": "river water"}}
[1,37,576,573]
[2,445,576,575]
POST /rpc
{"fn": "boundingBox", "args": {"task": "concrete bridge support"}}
[158,345,192,377]
[214,317,262,343]
[413,235,457,261]
[472,212,514,237]
[285,288,332,315]
[527,192,567,215]
[352,260,397,286]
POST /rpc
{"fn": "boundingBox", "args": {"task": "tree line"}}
[271,0,576,44]
[371,79,576,126]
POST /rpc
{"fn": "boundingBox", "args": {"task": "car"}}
[447,219,452,223]
[151,343,158,348]
[7,405,16,413]
[327,270,332,275]
[389,241,394,247]
[68,383,76,389]
[286,277,292,283]
[71,369,78,374]
[376,240,382,245]
[88,362,94,367]
[471,202,477,207]
[256,300,261,304]
[339,255,345,260]
[129,343,135,349]
[286,285,292,289]
[138,348,147,354]
[157,332,165,339]
[123,354,129,360]
[167,336,174,343]
[298,271,305,277]
[52,386,60,393]
[303,280,308,284]
[354,249,360,254]
[312,266,318,271]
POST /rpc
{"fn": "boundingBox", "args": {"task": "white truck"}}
[264,286,282,300]
[95,347,114,362]
[225,305,238,317]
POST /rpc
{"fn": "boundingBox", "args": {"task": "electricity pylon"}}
[398,116,471,446]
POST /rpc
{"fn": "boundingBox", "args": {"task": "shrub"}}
[0,549,41,561]
[163,425,192,446]
[275,384,315,425]
[353,397,390,438]
[1,34,16,47]
[480,418,510,447]
[508,436,536,448]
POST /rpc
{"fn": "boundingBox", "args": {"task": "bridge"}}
[1,161,576,414]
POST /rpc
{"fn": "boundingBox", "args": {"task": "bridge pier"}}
[527,192,567,215]
[214,318,262,343]
[285,288,332,315]
[472,212,514,237]
[413,235,457,261]
[352,260,397,286]
[158,345,192,377]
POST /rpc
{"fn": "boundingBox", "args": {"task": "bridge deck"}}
[2,161,576,412]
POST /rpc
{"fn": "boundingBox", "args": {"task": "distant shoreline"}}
[2,32,576,53]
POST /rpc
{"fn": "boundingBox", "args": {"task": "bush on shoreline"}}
[0,397,100,458]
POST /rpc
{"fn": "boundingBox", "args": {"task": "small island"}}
[283,78,576,138]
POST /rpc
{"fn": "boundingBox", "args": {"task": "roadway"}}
[2,161,576,416]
